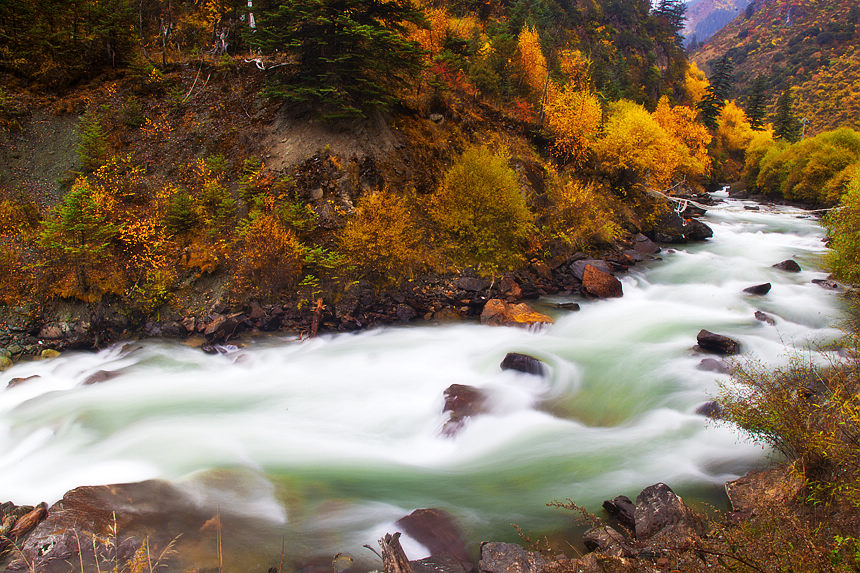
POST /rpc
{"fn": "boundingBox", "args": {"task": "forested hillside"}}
[693,0,860,135]
[684,0,751,48]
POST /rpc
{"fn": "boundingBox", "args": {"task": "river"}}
[0,190,847,570]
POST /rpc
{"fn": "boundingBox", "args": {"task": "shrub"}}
[430,145,535,275]
[230,212,306,300]
[543,86,602,165]
[338,188,430,286]
[164,190,198,235]
[825,171,860,283]
[545,179,621,249]
[76,108,109,172]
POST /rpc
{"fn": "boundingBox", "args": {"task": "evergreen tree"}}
[251,0,427,119]
[697,55,733,130]
[654,0,687,47]
[745,74,768,131]
[773,89,802,142]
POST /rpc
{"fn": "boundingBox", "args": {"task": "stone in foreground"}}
[742,283,771,295]
[696,329,741,355]
[582,264,623,298]
[500,353,546,376]
[772,259,801,272]
[480,299,553,328]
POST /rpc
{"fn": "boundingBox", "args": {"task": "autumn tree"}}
[544,86,602,165]
[430,145,534,274]
[251,0,427,119]
[697,55,733,129]
[653,96,712,186]
[515,24,548,99]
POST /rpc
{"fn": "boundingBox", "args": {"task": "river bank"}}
[0,190,849,572]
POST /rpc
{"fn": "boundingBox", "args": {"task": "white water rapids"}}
[0,191,847,568]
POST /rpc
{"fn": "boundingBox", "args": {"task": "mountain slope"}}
[684,0,752,47]
[693,0,860,134]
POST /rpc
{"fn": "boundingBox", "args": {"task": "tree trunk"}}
[379,533,413,573]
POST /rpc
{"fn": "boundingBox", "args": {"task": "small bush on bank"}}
[825,170,860,283]
[230,211,305,300]
[544,178,621,249]
[430,145,535,275]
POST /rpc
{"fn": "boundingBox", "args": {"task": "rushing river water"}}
[0,191,848,570]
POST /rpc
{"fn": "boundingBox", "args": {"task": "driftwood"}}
[309,298,325,338]
[379,533,413,573]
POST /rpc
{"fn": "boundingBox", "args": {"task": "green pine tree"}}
[773,89,802,142]
[76,108,108,172]
[745,75,768,131]
[251,0,427,120]
[697,55,733,130]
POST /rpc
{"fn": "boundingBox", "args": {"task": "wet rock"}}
[7,375,40,388]
[480,299,553,328]
[634,483,702,543]
[500,353,546,376]
[754,311,776,325]
[479,542,546,573]
[812,278,840,290]
[395,304,418,322]
[696,330,740,355]
[499,276,522,299]
[0,355,11,370]
[455,277,490,292]
[743,283,771,295]
[83,370,121,385]
[633,233,661,255]
[744,205,760,211]
[647,212,713,243]
[38,323,66,340]
[181,317,196,332]
[583,265,623,298]
[203,312,242,342]
[531,261,553,281]
[772,259,801,272]
[583,525,635,558]
[396,508,472,568]
[571,259,611,281]
[695,400,724,418]
[553,302,580,311]
[441,384,488,437]
[40,349,61,359]
[433,308,462,322]
[602,495,636,531]
[697,358,730,374]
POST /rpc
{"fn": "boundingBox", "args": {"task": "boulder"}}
[553,302,581,311]
[754,311,776,325]
[480,299,553,328]
[633,233,661,255]
[602,495,636,531]
[812,279,840,290]
[441,384,488,437]
[696,330,740,355]
[647,212,713,243]
[695,400,724,419]
[582,526,635,558]
[634,483,702,543]
[582,265,623,298]
[0,355,11,370]
[742,283,771,295]
[40,349,61,359]
[499,276,522,299]
[395,304,418,322]
[500,353,546,376]
[396,508,472,568]
[455,277,490,292]
[7,375,40,389]
[571,259,611,281]
[772,259,801,272]
[697,358,730,374]
[479,542,546,573]
[83,370,121,385]
[203,312,243,342]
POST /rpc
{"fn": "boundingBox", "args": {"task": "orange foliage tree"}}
[231,211,306,300]
[516,25,549,99]
[653,96,712,187]
[544,86,602,165]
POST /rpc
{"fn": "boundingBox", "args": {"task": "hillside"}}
[693,0,860,135]
[684,0,751,48]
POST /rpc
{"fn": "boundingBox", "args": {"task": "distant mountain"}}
[693,0,860,135]
[683,0,752,48]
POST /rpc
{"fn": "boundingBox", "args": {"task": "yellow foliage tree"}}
[516,25,548,98]
[557,48,591,89]
[430,145,535,274]
[653,96,712,185]
[546,178,621,249]
[592,100,682,189]
[231,211,305,300]
[339,188,429,286]
[683,61,710,106]
[712,100,758,183]
[544,86,602,165]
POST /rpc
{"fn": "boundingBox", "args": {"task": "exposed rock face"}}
[602,496,636,531]
[742,283,771,295]
[633,233,661,255]
[772,259,802,272]
[479,542,547,573]
[500,353,546,376]
[754,311,776,325]
[441,384,488,437]
[634,483,702,543]
[696,329,741,355]
[480,299,553,328]
[396,508,472,569]
[582,265,623,298]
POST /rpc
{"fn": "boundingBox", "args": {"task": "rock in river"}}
[742,283,771,295]
[582,264,623,298]
[441,384,488,437]
[480,299,553,328]
[772,259,801,272]
[696,329,741,355]
[500,352,546,376]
